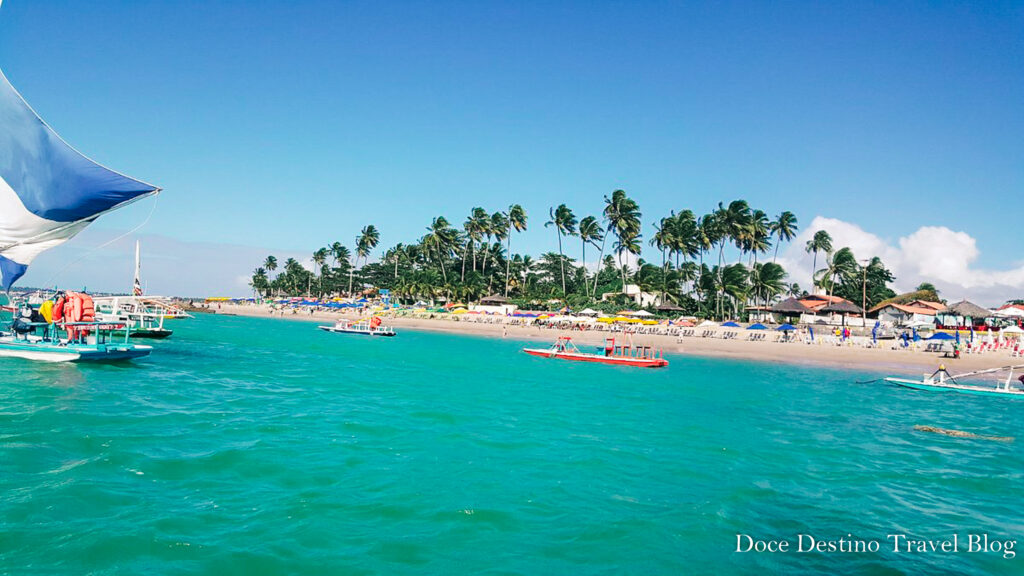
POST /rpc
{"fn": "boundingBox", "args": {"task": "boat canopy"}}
[0,69,159,290]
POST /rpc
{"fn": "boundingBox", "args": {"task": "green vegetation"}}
[251,191,904,319]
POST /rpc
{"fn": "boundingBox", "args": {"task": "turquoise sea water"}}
[2,313,1022,575]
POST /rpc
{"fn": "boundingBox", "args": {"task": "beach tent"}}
[746,323,768,330]
[721,321,740,328]
[1001,325,1024,336]
[904,320,935,329]
[776,323,796,331]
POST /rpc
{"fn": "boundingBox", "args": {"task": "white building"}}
[601,284,662,308]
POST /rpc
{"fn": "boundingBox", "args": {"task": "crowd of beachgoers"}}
[195,299,1024,372]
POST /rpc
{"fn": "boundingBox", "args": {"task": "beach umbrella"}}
[696,320,718,328]
[955,329,960,344]
[722,321,740,328]
[578,308,599,316]
[808,326,815,341]
[629,310,655,317]
[928,332,955,341]
[746,323,768,330]
[872,320,879,344]
[776,323,796,331]
[1002,325,1024,334]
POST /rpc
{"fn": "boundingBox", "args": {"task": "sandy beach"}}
[204,303,1016,375]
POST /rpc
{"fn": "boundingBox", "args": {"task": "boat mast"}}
[133,240,143,296]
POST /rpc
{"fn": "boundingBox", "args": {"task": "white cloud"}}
[780,216,1024,306]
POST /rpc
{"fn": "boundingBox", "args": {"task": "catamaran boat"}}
[319,316,396,337]
[885,364,1024,398]
[523,336,669,368]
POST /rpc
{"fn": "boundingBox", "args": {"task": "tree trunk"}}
[581,238,587,299]
[592,232,608,299]
[461,242,467,282]
[505,234,513,297]
[557,229,566,295]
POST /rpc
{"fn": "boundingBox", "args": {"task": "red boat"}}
[523,336,669,368]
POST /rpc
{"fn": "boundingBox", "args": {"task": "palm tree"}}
[748,262,786,311]
[387,242,405,278]
[544,204,577,294]
[722,200,751,264]
[312,247,328,296]
[815,247,857,301]
[250,267,268,298]
[504,204,527,297]
[462,208,485,280]
[423,216,457,283]
[650,217,674,302]
[805,230,833,282]
[602,190,642,294]
[356,225,380,268]
[578,215,603,298]
[263,255,278,296]
[747,209,771,263]
[486,211,508,276]
[613,234,642,292]
[770,211,799,263]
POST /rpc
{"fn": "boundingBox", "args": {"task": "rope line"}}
[40,195,159,289]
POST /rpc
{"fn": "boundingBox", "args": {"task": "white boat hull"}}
[0,337,152,363]
[885,377,1024,398]
[318,326,396,337]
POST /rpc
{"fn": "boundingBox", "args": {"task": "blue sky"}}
[1,1,1022,299]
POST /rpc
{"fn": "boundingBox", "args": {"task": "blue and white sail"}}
[0,68,160,290]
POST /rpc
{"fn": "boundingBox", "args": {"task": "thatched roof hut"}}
[771,298,812,315]
[942,299,991,319]
[820,301,864,315]
[656,303,684,313]
[480,294,510,305]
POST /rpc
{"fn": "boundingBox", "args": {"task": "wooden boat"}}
[523,336,668,368]
[318,316,396,337]
[885,364,1024,398]
[94,295,182,339]
[0,320,152,363]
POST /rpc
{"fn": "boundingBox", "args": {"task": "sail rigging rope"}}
[38,194,160,290]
